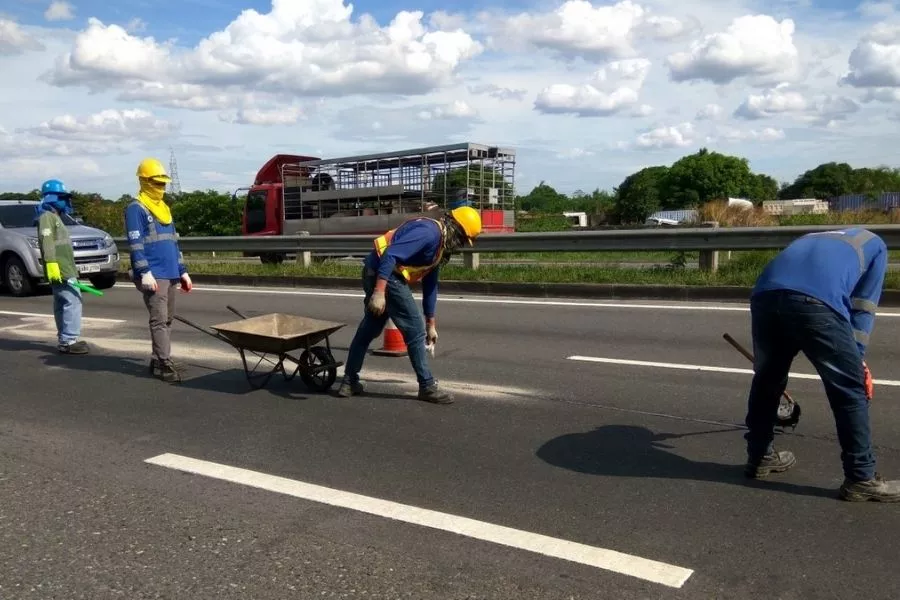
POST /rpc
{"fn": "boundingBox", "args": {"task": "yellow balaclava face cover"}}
[138,178,172,225]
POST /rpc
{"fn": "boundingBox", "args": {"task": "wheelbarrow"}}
[173,305,346,392]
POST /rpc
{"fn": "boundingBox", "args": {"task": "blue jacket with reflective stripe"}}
[752,227,887,356]
[124,201,186,281]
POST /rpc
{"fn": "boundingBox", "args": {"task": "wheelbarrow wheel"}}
[299,346,337,392]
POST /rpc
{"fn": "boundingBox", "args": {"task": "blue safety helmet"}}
[38,179,73,215]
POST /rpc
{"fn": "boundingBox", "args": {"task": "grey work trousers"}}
[138,278,178,361]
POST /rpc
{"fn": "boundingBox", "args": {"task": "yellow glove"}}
[46,262,63,283]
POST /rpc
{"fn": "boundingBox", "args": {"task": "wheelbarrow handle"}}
[226,305,248,320]
[173,314,223,340]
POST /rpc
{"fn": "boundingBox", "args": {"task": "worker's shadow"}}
[537,425,837,500]
[0,336,314,399]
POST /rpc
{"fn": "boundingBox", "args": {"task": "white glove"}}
[426,322,438,345]
[367,290,386,315]
[141,272,158,292]
[180,272,193,293]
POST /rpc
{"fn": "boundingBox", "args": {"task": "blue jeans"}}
[52,280,82,346]
[343,267,435,390]
[745,289,875,481]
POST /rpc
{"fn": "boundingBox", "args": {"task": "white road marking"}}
[0,309,125,324]
[567,356,900,386]
[145,452,694,588]
[111,282,900,316]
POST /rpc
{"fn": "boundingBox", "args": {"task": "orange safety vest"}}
[373,218,446,283]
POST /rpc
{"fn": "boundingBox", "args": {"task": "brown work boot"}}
[840,474,900,502]
[745,449,796,478]
[58,341,89,355]
[150,358,184,376]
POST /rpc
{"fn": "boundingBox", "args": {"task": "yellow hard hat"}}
[136,158,171,182]
[450,206,482,245]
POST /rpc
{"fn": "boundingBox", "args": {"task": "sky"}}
[1,0,899,199]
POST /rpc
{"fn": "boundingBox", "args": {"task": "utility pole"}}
[168,147,182,196]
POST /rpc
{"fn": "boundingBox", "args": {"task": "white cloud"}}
[42,0,483,111]
[500,0,684,61]
[734,85,810,119]
[219,106,305,126]
[534,58,651,117]
[44,2,75,22]
[841,24,900,88]
[0,19,45,55]
[709,126,786,143]
[417,100,477,119]
[28,109,180,142]
[696,103,724,120]
[666,15,799,85]
[634,122,695,149]
[857,1,895,18]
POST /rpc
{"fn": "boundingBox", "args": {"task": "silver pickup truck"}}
[0,200,120,297]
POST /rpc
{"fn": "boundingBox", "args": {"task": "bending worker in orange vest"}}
[338,206,483,404]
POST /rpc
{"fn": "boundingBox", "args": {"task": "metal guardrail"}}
[112,224,900,255]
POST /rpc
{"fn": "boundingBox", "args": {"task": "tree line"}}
[1,148,898,235]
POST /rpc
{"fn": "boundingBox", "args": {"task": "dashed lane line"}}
[144,452,695,588]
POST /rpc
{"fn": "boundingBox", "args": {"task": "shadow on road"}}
[536,424,837,500]
[0,336,321,400]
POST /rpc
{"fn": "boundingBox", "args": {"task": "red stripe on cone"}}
[372,318,407,356]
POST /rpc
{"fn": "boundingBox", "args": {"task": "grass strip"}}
[121,250,900,289]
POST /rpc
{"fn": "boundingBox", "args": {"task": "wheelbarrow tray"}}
[210,313,346,355]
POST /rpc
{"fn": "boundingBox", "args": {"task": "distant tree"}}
[778,162,858,199]
[613,166,669,223]
[170,190,242,236]
[659,148,762,206]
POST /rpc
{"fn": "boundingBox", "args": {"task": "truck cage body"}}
[278,142,516,235]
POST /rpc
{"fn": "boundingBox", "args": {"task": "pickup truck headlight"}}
[102,234,114,248]
[26,237,40,249]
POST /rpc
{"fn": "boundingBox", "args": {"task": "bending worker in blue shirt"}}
[338,206,483,404]
[125,158,193,383]
[744,227,899,502]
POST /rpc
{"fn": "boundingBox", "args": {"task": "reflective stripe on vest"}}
[373,218,445,283]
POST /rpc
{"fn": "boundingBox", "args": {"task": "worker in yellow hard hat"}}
[338,205,483,404]
[125,157,192,383]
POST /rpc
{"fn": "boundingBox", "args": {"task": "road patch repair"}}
[144,452,694,588]
[0,314,535,401]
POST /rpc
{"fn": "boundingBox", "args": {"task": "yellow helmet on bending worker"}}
[337,203,483,404]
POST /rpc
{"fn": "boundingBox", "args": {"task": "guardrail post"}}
[464,252,480,270]
[296,231,312,267]
[698,221,719,273]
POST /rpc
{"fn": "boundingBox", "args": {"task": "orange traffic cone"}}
[372,318,407,356]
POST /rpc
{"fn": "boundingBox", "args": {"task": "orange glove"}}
[863,361,873,400]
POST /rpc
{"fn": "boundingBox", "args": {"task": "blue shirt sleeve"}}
[376,222,433,281]
[124,204,150,277]
[849,238,887,357]
[421,267,439,319]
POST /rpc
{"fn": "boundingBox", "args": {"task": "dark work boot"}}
[418,384,454,405]
[58,341,89,354]
[840,474,900,502]
[156,359,182,383]
[150,358,184,376]
[745,449,796,478]
[337,380,365,398]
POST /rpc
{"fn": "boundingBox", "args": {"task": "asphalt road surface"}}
[2,282,900,599]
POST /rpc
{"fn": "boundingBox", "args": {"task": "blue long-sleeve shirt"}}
[125,201,187,281]
[752,227,887,356]
[364,219,443,319]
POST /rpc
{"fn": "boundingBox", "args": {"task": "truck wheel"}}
[89,273,118,290]
[3,255,36,297]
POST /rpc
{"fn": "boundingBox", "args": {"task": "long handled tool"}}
[723,333,802,430]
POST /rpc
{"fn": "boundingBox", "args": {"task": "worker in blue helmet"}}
[35,179,88,354]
